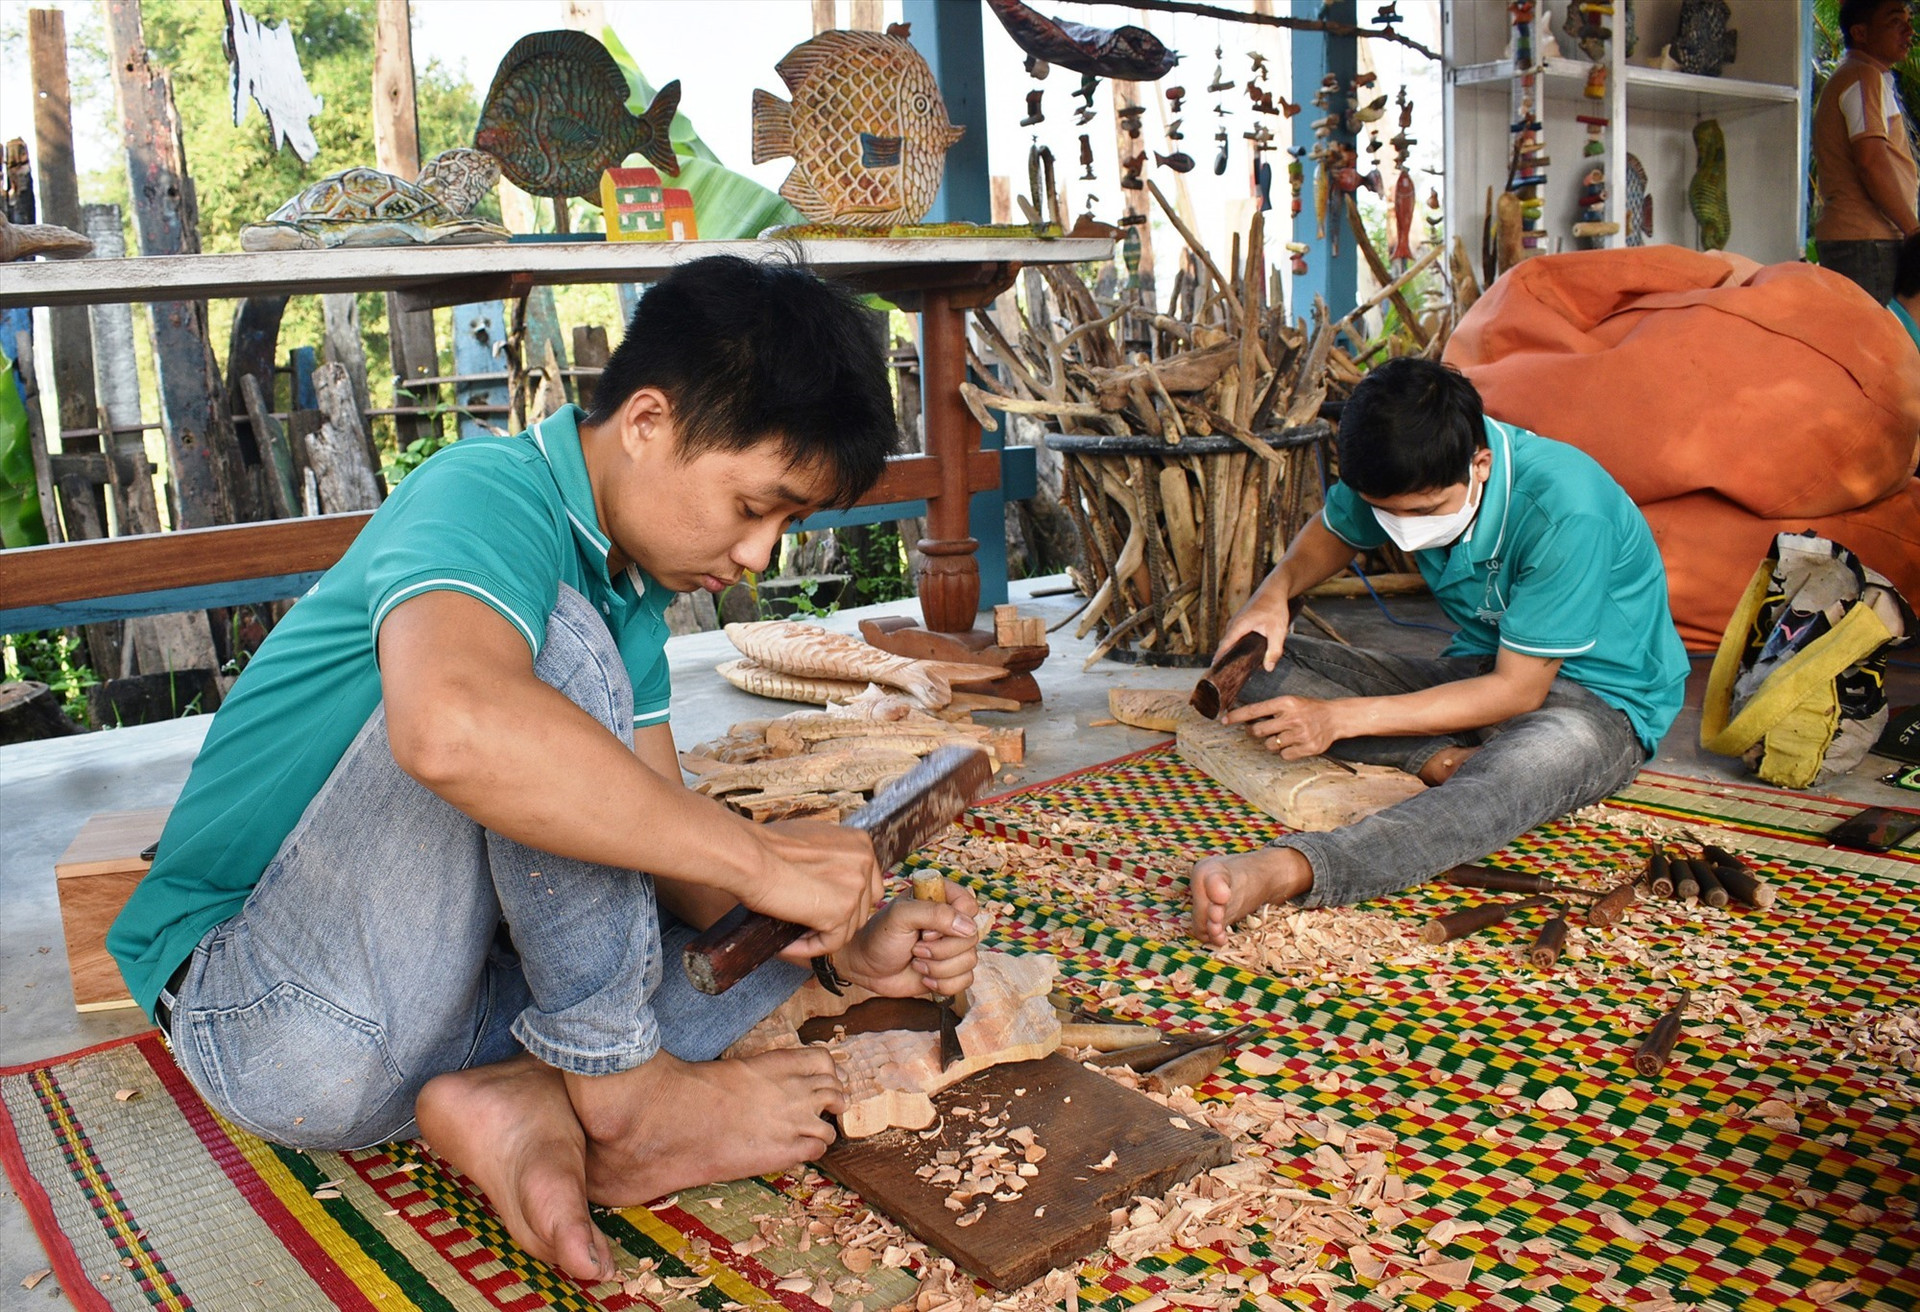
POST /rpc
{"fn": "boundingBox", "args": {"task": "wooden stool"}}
[54,808,168,1012]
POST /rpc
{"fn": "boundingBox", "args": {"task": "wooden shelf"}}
[1449,58,1797,115]
[0,235,1114,311]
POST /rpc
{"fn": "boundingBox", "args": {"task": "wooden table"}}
[0,237,1111,635]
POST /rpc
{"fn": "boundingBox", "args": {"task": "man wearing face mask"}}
[1189,357,1689,945]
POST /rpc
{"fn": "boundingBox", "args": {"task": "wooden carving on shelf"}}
[474,30,681,230]
[239,148,510,251]
[751,28,965,229]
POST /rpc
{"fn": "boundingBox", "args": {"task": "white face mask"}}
[1372,468,1483,553]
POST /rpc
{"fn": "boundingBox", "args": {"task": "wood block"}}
[820,1052,1233,1289]
[54,808,168,1011]
[1174,709,1426,830]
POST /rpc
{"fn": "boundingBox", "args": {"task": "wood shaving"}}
[1535,1087,1578,1112]
[21,1270,51,1291]
[113,1088,140,1102]
[1806,1278,1861,1306]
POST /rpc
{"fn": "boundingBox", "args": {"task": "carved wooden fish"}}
[751,29,963,228]
[984,0,1179,81]
[1390,169,1415,261]
[474,30,679,201]
[726,621,1003,709]
[1688,119,1728,251]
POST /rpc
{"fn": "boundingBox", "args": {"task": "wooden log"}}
[322,292,373,442]
[372,0,438,445]
[0,680,86,743]
[239,374,301,520]
[1175,707,1425,830]
[306,363,382,513]
[105,0,244,530]
[85,668,221,728]
[1345,197,1430,349]
[29,7,111,556]
[1303,572,1429,599]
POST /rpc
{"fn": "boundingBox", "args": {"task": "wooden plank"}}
[0,239,1117,310]
[0,513,373,607]
[821,1052,1231,1290]
[451,299,509,438]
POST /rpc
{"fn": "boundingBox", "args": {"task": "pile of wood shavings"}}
[921,1111,1047,1228]
[1841,1003,1920,1073]
[1208,905,1426,984]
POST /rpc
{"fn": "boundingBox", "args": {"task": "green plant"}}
[0,346,46,548]
[383,431,453,485]
[3,629,98,721]
[786,577,837,619]
[846,523,915,605]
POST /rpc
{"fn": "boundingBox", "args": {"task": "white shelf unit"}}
[1442,0,1809,267]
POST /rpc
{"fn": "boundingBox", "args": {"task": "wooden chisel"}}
[911,870,964,1070]
[682,745,994,996]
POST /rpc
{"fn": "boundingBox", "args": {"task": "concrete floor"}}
[5,577,1918,1304]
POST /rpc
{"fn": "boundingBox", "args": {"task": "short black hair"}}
[1898,231,1920,298]
[588,254,897,509]
[1841,0,1905,48]
[1335,357,1487,499]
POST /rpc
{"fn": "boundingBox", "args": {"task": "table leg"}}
[915,289,981,634]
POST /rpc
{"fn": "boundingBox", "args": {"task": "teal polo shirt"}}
[107,406,674,1020]
[1892,299,1920,354]
[1321,417,1688,754]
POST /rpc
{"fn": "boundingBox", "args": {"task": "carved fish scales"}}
[725,621,1002,709]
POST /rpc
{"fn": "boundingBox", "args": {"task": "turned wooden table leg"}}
[915,289,982,634]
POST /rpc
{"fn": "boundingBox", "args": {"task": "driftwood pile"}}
[681,686,1023,823]
[965,180,1478,663]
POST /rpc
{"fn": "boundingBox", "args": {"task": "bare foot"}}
[416,1054,612,1283]
[565,1047,847,1207]
[1189,847,1314,946]
[1418,745,1479,786]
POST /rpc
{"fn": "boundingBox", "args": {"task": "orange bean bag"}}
[1640,486,1920,650]
[1444,245,1920,648]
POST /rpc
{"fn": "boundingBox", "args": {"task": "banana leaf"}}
[600,24,805,240]
[0,347,47,549]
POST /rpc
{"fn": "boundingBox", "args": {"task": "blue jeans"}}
[160,585,806,1151]
[1241,635,1649,907]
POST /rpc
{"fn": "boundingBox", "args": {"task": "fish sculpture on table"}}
[475,30,680,211]
[984,0,1178,81]
[240,148,509,251]
[726,621,1004,710]
[1688,119,1729,251]
[752,28,964,229]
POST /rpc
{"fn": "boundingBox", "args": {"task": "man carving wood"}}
[108,256,981,1281]
[1189,358,1689,942]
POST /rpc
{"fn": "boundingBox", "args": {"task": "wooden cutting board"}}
[815,1002,1233,1290]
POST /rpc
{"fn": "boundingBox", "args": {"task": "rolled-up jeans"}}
[158,584,807,1151]
[1239,635,1649,907]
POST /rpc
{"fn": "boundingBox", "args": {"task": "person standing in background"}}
[1814,0,1919,303]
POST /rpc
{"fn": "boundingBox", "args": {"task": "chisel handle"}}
[1419,895,1551,945]
[682,746,992,996]
[1634,991,1690,1077]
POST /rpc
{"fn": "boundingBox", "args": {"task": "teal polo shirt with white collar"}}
[108,405,674,1021]
[1320,416,1688,755]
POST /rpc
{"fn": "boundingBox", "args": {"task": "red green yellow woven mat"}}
[4,746,1917,1311]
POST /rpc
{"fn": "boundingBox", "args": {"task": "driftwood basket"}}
[1048,422,1332,665]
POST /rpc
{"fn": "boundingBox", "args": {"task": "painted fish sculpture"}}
[1624,151,1652,246]
[984,0,1178,81]
[725,621,1002,710]
[475,30,680,204]
[1688,119,1729,251]
[752,29,963,229]
[1671,0,1735,77]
